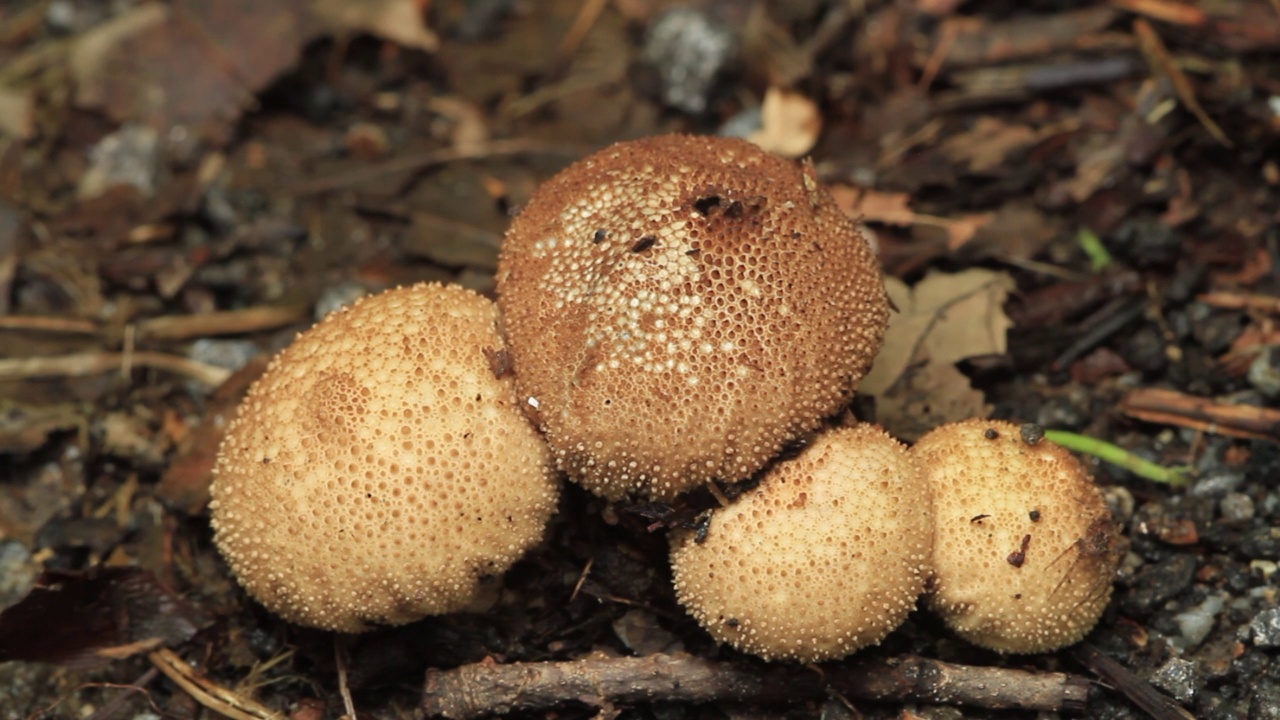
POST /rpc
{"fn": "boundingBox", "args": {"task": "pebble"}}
[1242,527,1280,560]
[1121,553,1197,616]
[1151,657,1202,704]
[1220,493,1256,522]
[1247,346,1280,397]
[1249,607,1280,647]
[643,8,736,114]
[1249,681,1280,720]
[1193,471,1245,497]
[1175,594,1224,649]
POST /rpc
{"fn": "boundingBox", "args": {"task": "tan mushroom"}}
[911,419,1121,653]
[210,283,559,632]
[669,424,932,662]
[497,134,890,500]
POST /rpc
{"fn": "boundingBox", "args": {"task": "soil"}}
[1,1,1279,719]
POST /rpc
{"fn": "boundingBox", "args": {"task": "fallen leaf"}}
[862,269,1015,440]
[748,87,821,158]
[69,0,314,142]
[829,185,993,251]
[312,0,439,52]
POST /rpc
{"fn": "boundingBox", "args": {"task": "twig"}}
[0,315,101,334]
[419,653,1091,719]
[1198,291,1280,315]
[1120,387,1280,443]
[1133,19,1232,147]
[0,351,231,387]
[149,648,284,720]
[1071,643,1195,720]
[135,305,308,340]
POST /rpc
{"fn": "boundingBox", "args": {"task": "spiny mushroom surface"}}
[912,419,1121,654]
[497,134,890,500]
[210,283,558,633]
[669,424,932,662]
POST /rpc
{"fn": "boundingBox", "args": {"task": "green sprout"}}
[1077,228,1113,272]
[1043,429,1191,487]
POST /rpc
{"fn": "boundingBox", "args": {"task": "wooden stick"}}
[1120,387,1280,443]
[419,653,1091,719]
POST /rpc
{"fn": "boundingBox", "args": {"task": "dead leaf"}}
[829,185,993,251]
[862,269,1015,440]
[312,0,439,52]
[0,86,34,140]
[748,87,821,158]
[69,0,314,142]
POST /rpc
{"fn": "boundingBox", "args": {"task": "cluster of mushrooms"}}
[210,135,1122,662]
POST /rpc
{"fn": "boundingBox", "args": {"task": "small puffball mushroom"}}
[497,134,890,500]
[669,424,932,662]
[912,419,1122,654]
[210,283,558,633]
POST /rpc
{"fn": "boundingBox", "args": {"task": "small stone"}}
[1248,346,1280,397]
[1249,607,1280,647]
[1121,554,1197,617]
[1249,680,1280,720]
[1242,527,1280,560]
[1174,594,1224,649]
[643,8,736,114]
[1220,493,1256,522]
[1150,657,1201,704]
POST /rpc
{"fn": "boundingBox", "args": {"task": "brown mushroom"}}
[497,134,890,500]
[210,283,559,632]
[911,419,1122,653]
[669,424,932,662]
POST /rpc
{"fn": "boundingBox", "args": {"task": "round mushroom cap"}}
[912,419,1121,654]
[210,283,559,633]
[670,424,932,662]
[496,134,890,500]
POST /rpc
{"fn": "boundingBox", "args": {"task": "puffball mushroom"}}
[210,283,559,633]
[912,419,1122,654]
[497,134,891,500]
[669,424,932,662]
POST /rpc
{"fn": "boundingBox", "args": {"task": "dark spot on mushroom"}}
[984,428,1000,440]
[1020,423,1045,445]
[483,347,512,378]
[693,195,723,216]
[1007,534,1032,568]
[724,200,745,218]
[685,248,700,256]
[261,457,271,464]
[592,229,607,244]
[970,514,990,524]
[1029,509,1041,522]
[631,236,657,253]
[694,510,713,544]
[725,617,740,628]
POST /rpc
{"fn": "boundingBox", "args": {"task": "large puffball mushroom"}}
[912,419,1122,654]
[669,424,932,662]
[497,134,890,500]
[210,284,559,633]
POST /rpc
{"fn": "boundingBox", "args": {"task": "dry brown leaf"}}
[829,185,993,251]
[747,87,821,158]
[312,0,438,51]
[862,269,1015,440]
